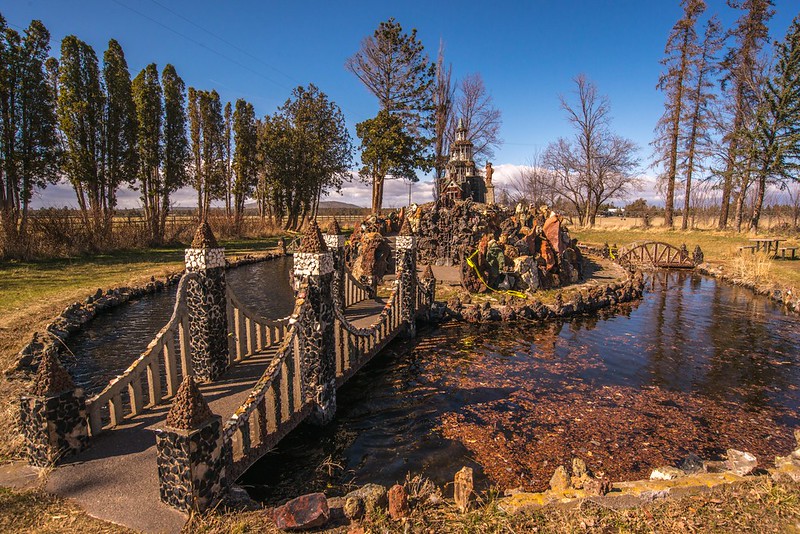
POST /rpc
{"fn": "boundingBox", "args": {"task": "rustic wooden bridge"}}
[615,241,700,270]
[30,221,434,533]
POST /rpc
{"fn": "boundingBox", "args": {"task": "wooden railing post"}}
[185,222,230,382]
[293,221,337,425]
[396,219,417,338]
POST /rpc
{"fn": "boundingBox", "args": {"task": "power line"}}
[110,0,291,94]
[145,0,299,87]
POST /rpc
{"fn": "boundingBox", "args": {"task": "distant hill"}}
[243,200,364,211]
[319,200,363,210]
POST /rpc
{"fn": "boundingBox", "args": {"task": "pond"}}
[239,270,800,502]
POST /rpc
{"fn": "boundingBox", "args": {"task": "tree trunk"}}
[371,174,385,215]
[748,164,768,232]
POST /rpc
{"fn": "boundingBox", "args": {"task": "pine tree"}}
[57,35,107,238]
[346,18,434,212]
[0,18,59,255]
[654,0,705,228]
[748,15,800,231]
[161,64,188,240]
[102,39,137,214]
[717,0,774,229]
[681,17,724,230]
[132,64,162,244]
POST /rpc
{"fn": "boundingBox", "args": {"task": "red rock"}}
[273,492,329,531]
[388,484,409,520]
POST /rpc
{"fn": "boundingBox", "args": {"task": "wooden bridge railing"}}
[85,274,293,436]
[333,287,401,386]
[223,287,311,478]
[344,270,374,307]
[85,273,196,436]
[226,287,291,363]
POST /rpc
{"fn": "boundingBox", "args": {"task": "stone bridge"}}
[19,219,435,532]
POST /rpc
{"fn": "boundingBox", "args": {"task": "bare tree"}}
[506,150,559,208]
[449,72,502,164]
[549,75,640,227]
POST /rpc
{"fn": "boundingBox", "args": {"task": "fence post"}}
[154,376,227,513]
[324,218,346,307]
[185,222,229,382]
[396,218,417,338]
[293,221,336,425]
[19,351,89,466]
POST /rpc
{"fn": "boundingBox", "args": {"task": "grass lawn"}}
[574,226,800,288]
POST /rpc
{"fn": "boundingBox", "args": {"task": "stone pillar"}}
[185,222,229,382]
[396,218,417,338]
[420,264,437,316]
[324,218,346,308]
[293,221,336,425]
[19,351,89,466]
[155,375,227,513]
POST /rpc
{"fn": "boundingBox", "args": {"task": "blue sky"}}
[5,0,798,208]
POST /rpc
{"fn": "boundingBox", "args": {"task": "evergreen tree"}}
[716,0,774,229]
[232,98,257,231]
[346,18,434,212]
[57,35,107,237]
[748,15,800,231]
[161,64,188,240]
[654,0,705,228]
[0,17,59,255]
[681,17,724,230]
[102,39,137,213]
[132,64,162,244]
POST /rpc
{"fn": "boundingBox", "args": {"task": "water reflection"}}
[242,271,800,501]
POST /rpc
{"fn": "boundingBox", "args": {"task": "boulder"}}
[650,466,685,481]
[725,449,757,476]
[273,492,329,531]
[548,465,571,492]
[343,483,387,519]
[388,484,409,520]
[454,466,473,513]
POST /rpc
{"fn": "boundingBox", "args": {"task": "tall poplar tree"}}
[232,98,257,231]
[654,0,705,228]
[748,15,800,231]
[57,35,107,237]
[161,64,188,241]
[102,39,137,213]
[432,40,453,199]
[132,64,162,244]
[717,0,774,229]
[223,100,232,219]
[188,88,225,220]
[0,18,59,255]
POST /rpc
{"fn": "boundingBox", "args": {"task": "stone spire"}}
[32,351,75,396]
[298,220,328,253]
[165,375,214,430]
[191,221,219,249]
[326,218,342,236]
[421,264,435,280]
[399,217,414,236]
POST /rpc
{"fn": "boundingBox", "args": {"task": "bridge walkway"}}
[44,299,387,534]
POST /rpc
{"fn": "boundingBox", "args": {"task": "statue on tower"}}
[485,162,496,205]
[485,162,494,186]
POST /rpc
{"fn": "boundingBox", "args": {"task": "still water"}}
[240,270,800,500]
[66,256,294,395]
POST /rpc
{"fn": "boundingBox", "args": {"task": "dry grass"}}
[180,477,800,533]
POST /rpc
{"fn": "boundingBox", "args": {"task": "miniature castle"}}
[439,118,495,205]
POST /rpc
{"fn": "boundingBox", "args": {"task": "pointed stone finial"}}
[191,221,219,249]
[32,351,75,396]
[165,375,214,430]
[298,220,328,253]
[421,264,435,280]
[326,218,342,236]
[399,217,414,236]
[457,116,464,130]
